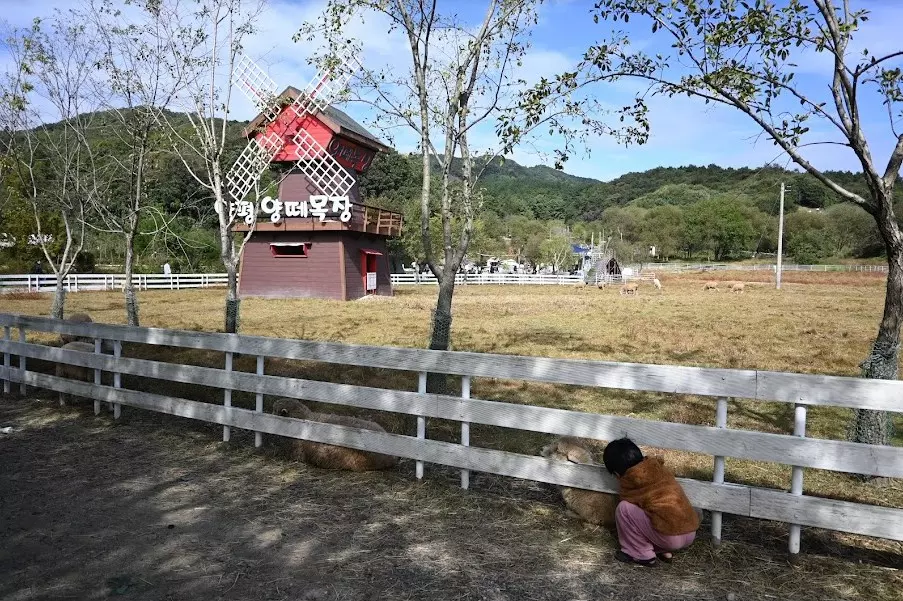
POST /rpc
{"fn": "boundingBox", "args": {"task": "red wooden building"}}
[233,87,403,300]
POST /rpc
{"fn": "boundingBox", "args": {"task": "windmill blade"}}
[291,128,356,198]
[234,55,281,121]
[290,49,357,118]
[226,132,285,202]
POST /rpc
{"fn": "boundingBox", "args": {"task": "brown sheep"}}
[60,312,93,344]
[702,281,719,291]
[55,341,98,405]
[619,282,639,296]
[541,437,618,528]
[730,282,746,294]
[272,398,399,471]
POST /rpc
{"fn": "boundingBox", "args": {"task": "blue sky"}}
[2,0,901,182]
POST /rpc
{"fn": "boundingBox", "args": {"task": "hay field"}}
[1,272,901,553]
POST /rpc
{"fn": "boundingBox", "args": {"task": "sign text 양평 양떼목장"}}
[229,195,352,225]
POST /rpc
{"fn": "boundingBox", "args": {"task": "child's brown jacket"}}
[619,456,700,536]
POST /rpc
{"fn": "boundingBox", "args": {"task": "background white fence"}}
[0,273,228,292]
[0,313,901,555]
[646,263,889,273]
[391,272,659,286]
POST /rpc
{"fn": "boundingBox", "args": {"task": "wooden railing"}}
[0,312,901,554]
[0,273,228,292]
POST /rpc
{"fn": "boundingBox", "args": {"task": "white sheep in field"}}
[703,281,719,291]
[59,312,93,344]
[272,398,399,471]
[596,281,607,290]
[730,282,746,294]
[541,437,617,528]
[573,281,587,290]
[652,278,662,291]
[620,282,639,296]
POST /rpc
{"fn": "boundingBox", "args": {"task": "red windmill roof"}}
[244,86,391,154]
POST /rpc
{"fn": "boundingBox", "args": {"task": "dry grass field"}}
[1,271,902,599]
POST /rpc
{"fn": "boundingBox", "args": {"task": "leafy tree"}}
[540,235,574,273]
[522,0,903,447]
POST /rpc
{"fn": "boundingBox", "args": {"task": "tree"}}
[1,15,107,319]
[540,234,574,273]
[300,1,603,388]
[527,0,902,446]
[83,0,187,326]
[151,0,266,333]
[640,205,684,260]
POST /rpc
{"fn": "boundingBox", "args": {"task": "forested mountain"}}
[1,109,895,273]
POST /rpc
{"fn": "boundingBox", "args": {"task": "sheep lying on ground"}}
[541,437,617,528]
[272,398,399,471]
[703,281,719,291]
[620,282,639,296]
[60,312,93,344]
[730,282,746,294]
[652,278,662,290]
[55,341,103,405]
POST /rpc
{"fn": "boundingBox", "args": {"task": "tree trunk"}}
[851,241,902,448]
[426,272,455,393]
[224,262,240,334]
[51,274,66,320]
[123,228,139,327]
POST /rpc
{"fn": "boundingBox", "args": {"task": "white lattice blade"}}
[291,129,356,198]
[235,55,280,119]
[226,133,284,202]
[291,48,356,117]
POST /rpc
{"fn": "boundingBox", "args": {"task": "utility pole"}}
[777,182,788,290]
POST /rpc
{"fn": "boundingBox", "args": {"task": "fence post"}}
[416,371,427,480]
[112,341,122,419]
[2,326,10,395]
[255,355,264,448]
[788,403,807,554]
[711,397,729,544]
[18,328,26,396]
[223,352,233,442]
[92,338,102,413]
[461,375,471,490]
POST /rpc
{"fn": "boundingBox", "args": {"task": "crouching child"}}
[602,438,700,567]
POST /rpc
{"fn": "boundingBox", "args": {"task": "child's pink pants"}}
[615,501,696,560]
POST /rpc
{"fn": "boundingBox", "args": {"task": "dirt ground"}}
[1,394,901,601]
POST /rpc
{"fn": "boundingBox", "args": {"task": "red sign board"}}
[327,137,375,172]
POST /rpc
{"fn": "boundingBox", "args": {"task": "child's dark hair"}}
[602,438,644,476]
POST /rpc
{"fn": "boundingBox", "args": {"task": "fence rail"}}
[646,263,889,273]
[391,272,658,286]
[1,312,901,550]
[0,273,228,292]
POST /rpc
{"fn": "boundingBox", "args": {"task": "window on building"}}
[270,242,308,257]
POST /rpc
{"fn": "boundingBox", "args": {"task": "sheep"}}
[541,437,617,528]
[271,398,399,471]
[60,312,93,344]
[652,278,662,291]
[573,281,587,290]
[596,281,607,290]
[620,282,639,296]
[702,281,719,291]
[730,282,746,294]
[55,341,98,405]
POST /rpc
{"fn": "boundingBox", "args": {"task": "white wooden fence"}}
[0,273,228,292]
[0,312,901,554]
[391,272,658,286]
[647,263,889,273]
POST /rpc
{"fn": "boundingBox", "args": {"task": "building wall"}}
[342,235,392,298]
[238,231,344,300]
[278,170,363,204]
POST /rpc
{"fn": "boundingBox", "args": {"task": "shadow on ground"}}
[0,393,901,601]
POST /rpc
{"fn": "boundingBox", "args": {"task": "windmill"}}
[226,49,358,215]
